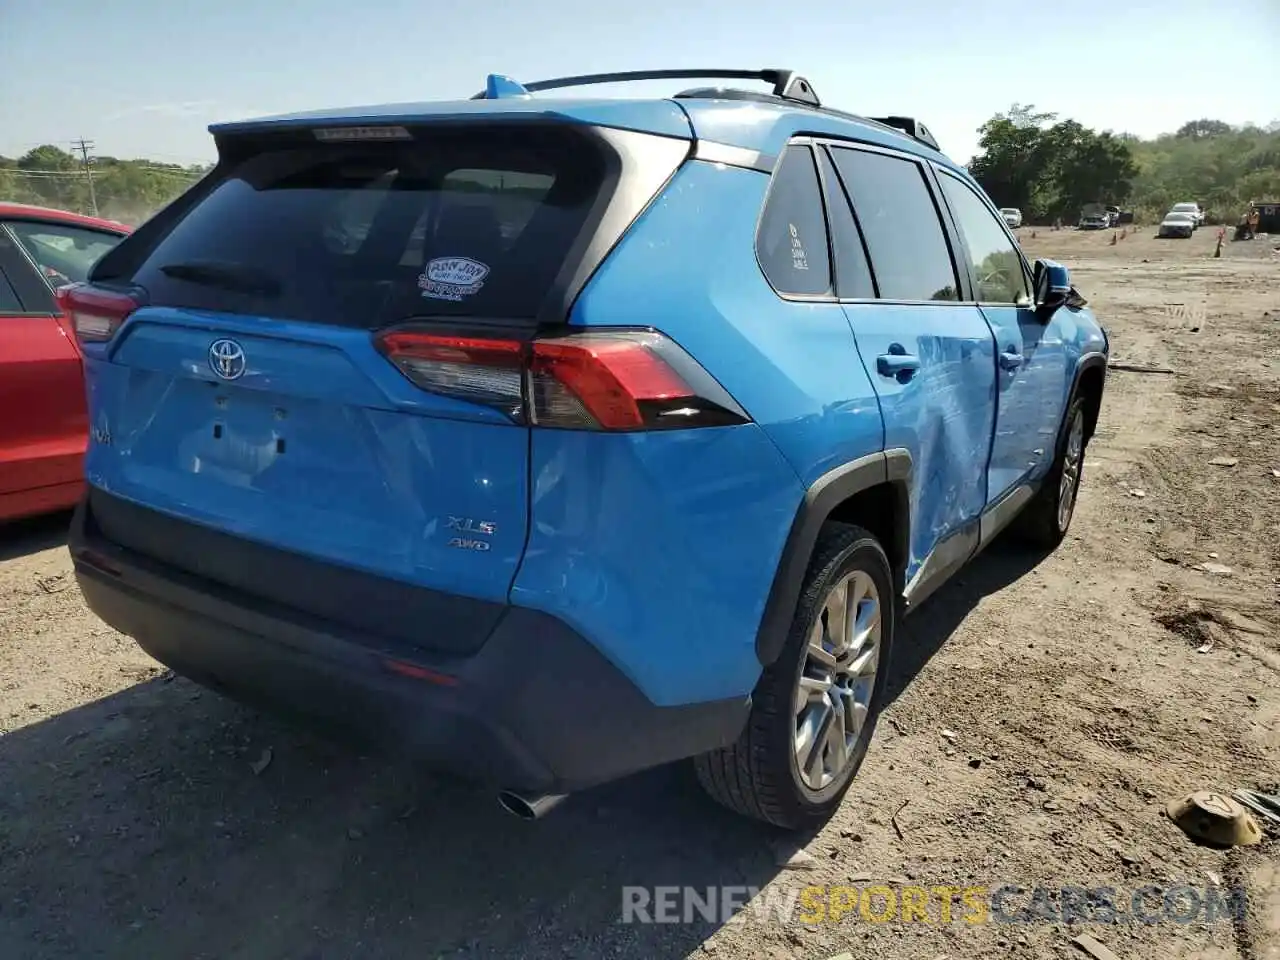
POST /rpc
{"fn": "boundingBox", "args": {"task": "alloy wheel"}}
[1057,409,1085,531]
[793,570,882,792]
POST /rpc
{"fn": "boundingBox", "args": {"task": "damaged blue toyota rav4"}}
[64,68,1108,828]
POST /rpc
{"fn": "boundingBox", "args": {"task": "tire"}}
[694,524,895,829]
[1011,394,1088,548]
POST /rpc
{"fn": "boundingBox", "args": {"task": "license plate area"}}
[186,384,384,509]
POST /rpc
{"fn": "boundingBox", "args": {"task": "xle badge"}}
[446,516,496,552]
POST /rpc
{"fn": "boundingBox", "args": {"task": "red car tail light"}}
[56,284,140,344]
[377,332,525,414]
[374,328,749,431]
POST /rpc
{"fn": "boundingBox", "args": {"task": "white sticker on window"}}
[788,223,810,271]
[418,257,490,301]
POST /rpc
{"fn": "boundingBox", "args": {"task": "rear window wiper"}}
[158,260,282,297]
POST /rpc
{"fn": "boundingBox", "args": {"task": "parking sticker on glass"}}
[418,257,490,301]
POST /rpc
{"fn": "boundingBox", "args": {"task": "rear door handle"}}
[999,349,1024,371]
[877,349,921,378]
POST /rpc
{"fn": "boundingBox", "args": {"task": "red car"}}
[0,203,131,523]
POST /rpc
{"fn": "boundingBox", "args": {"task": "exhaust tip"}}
[497,790,536,820]
[497,790,567,821]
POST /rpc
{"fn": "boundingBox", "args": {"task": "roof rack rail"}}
[468,70,941,153]
[866,116,940,152]
[471,68,821,107]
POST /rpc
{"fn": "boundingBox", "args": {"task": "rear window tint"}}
[755,145,832,297]
[0,268,21,312]
[816,148,875,299]
[828,147,959,302]
[129,127,607,327]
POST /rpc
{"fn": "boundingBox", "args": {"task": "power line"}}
[71,138,98,216]
[137,151,217,165]
[127,165,208,178]
[9,167,203,180]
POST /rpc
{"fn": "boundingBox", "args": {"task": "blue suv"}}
[62,69,1108,829]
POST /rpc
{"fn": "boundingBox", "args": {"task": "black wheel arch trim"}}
[755,448,912,666]
[1067,351,1108,444]
[1075,350,1107,380]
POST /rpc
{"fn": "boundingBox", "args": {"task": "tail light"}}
[55,284,140,344]
[375,329,749,431]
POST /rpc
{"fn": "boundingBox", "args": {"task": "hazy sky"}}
[2,0,1276,166]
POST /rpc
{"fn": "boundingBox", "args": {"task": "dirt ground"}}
[1,226,1277,960]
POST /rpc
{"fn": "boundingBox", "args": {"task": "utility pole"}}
[72,138,98,216]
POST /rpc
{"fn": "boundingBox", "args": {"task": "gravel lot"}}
[1,226,1277,960]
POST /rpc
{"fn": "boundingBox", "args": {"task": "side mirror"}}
[1033,258,1071,321]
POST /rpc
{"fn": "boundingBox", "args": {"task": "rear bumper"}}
[0,479,83,523]
[69,495,749,793]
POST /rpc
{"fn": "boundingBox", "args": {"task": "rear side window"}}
[816,149,875,299]
[828,147,959,302]
[756,145,832,297]
[6,221,124,286]
[0,268,21,312]
[0,229,55,312]
[127,126,607,327]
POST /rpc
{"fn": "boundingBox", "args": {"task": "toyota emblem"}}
[208,339,246,381]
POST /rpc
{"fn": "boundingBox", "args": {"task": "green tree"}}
[998,103,1057,129]
[17,145,78,171]
[12,145,86,210]
[1,146,210,224]
[967,107,1056,214]
[1127,122,1280,220]
[968,109,1137,221]
[1041,126,1138,214]
[1176,119,1233,139]
[969,108,1279,223]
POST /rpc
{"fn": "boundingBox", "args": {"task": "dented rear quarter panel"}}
[510,158,888,705]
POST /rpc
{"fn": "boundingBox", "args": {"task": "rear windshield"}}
[127,126,607,326]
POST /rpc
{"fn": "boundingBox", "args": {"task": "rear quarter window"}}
[755,145,833,297]
[126,126,608,327]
